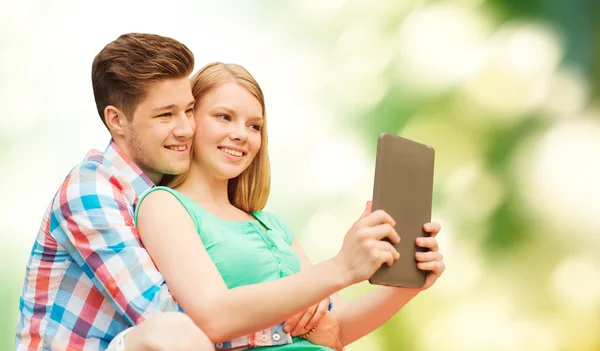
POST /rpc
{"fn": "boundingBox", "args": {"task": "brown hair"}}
[92,33,194,127]
[165,62,271,213]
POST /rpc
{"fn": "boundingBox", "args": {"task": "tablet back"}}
[368,133,435,288]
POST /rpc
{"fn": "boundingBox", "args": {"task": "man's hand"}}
[305,311,343,351]
[284,297,329,336]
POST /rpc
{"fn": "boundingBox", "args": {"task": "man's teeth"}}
[166,145,186,151]
[221,148,244,157]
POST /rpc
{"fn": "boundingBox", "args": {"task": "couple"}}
[16,33,445,351]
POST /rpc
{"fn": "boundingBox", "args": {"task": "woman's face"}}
[191,80,263,180]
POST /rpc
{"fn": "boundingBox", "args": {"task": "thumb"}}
[284,312,302,333]
[360,201,373,219]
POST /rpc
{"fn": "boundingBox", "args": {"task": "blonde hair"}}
[163,62,271,213]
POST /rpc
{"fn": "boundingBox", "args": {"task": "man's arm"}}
[50,162,178,325]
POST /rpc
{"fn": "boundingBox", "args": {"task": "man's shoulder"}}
[67,150,115,182]
[56,148,124,198]
[50,142,151,219]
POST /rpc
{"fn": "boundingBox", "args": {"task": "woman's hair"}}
[163,62,271,213]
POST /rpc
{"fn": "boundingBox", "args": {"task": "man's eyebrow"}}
[151,104,175,112]
[152,100,195,112]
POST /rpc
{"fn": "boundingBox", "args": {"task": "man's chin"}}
[164,169,188,177]
[160,164,190,177]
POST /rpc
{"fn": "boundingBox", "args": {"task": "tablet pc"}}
[368,133,435,288]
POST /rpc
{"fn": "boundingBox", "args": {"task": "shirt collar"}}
[87,140,155,199]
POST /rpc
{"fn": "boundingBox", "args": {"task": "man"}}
[15,32,212,351]
[16,33,341,351]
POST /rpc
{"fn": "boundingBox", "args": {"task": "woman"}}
[135,63,445,350]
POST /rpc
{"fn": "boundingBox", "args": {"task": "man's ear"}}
[104,105,128,136]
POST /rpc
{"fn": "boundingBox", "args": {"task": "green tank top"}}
[135,186,332,351]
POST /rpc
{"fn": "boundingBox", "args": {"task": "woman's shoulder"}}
[139,185,183,202]
[140,186,202,209]
[135,186,202,229]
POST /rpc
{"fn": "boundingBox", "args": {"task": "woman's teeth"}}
[220,147,244,157]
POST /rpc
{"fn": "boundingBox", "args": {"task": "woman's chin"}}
[217,168,245,180]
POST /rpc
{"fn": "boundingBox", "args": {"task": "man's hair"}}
[92,33,194,127]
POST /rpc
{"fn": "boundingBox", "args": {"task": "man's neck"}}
[110,138,163,185]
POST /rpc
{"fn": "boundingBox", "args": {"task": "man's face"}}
[122,78,195,183]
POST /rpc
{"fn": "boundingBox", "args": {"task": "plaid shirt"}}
[16,141,179,351]
[16,141,294,351]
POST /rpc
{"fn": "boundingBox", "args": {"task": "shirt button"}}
[276,257,282,264]
[216,343,223,348]
[271,246,277,252]
[280,271,284,277]
[273,333,281,341]
[261,335,268,341]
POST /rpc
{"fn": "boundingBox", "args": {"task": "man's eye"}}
[157,112,172,118]
[185,108,195,115]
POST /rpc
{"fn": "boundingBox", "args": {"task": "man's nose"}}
[174,114,194,138]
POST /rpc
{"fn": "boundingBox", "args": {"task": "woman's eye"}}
[250,124,262,131]
[216,114,231,121]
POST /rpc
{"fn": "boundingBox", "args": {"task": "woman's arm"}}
[137,191,400,343]
[291,223,445,346]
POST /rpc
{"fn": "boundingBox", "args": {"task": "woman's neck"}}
[175,165,231,209]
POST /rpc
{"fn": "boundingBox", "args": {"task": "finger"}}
[415,250,442,262]
[417,261,446,276]
[284,311,303,334]
[303,299,328,332]
[375,241,400,260]
[291,304,317,336]
[416,237,439,251]
[365,223,400,243]
[360,201,373,219]
[423,222,441,237]
[378,249,395,267]
[360,209,396,227]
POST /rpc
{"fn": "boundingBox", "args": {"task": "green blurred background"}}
[1,0,599,350]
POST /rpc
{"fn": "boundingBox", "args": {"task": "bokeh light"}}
[2,0,599,350]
